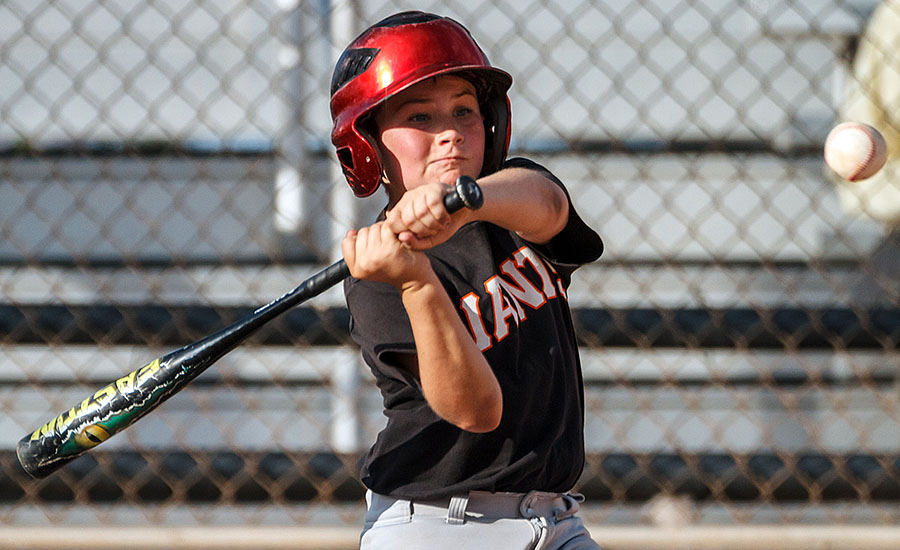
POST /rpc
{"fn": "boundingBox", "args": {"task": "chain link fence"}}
[2,0,900,541]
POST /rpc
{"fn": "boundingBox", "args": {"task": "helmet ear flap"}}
[336,147,354,172]
[334,123,383,197]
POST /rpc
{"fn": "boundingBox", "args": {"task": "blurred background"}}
[2,0,899,548]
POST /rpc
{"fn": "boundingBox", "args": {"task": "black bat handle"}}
[329,175,483,281]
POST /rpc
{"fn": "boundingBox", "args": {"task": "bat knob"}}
[444,176,484,213]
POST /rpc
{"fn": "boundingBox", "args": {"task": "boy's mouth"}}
[430,156,467,168]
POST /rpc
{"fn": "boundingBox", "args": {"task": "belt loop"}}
[518,490,539,518]
[446,495,469,525]
[555,493,581,520]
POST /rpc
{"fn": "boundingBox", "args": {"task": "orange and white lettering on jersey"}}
[460,292,492,351]
[459,246,567,352]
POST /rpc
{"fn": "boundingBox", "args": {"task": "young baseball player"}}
[331,11,604,549]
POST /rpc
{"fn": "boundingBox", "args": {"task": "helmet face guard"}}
[330,11,512,197]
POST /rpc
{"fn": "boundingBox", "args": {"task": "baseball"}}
[824,121,887,181]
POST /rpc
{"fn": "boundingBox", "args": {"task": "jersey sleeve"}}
[343,277,420,389]
[503,157,604,274]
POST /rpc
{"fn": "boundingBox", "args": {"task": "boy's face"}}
[374,75,485,200]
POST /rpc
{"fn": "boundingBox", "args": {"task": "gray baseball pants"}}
[359,490,601,550]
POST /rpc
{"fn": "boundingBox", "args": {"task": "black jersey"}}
[344,158,603,500]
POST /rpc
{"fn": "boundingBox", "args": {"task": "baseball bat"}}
[17,176,484,478]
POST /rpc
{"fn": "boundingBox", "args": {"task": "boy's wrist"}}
[457,204,479,226]
[399,268,441,301]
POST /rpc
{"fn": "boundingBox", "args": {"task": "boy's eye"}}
[455,107,474,117]
[408,113,428,122]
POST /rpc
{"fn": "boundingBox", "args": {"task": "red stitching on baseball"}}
[847,123,877,181]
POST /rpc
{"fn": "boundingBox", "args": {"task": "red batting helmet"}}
[330,11,512,197]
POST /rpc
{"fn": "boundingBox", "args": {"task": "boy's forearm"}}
[401,274,503,433]
[468,167,569,244]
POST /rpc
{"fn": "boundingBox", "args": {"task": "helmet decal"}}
[331,48,379,96]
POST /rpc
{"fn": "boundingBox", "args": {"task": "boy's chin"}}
[433,167,480,186]
[437,169,462,185]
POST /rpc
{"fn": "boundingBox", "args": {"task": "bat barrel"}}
[15,258,355,478]
[16,351,185,477]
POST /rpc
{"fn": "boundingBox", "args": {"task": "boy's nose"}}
[437,126,464,145]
